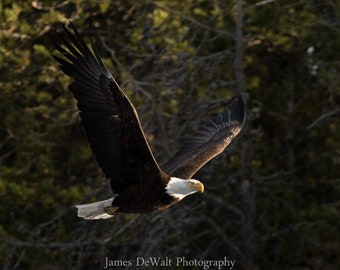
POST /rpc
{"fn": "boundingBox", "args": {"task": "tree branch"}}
[151,1,234,39]
[307,108,340,130]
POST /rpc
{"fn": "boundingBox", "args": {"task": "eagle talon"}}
[104,206,118,215]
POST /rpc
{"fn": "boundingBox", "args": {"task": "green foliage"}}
[0,0,339,269]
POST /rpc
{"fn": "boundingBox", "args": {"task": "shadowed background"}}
[0,1,339,269]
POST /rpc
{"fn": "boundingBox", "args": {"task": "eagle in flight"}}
[52,23,245,219]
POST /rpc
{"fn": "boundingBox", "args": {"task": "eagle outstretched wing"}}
[164,96,245,179]
[52,23,164,194]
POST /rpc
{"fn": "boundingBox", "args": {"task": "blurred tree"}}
[0,0,339,269]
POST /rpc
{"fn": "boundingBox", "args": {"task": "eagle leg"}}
[104,206,119,215]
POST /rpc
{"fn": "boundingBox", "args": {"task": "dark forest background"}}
[0,0,339,269]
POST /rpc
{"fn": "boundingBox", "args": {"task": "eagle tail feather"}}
[75,198,115,219]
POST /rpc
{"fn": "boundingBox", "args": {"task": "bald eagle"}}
[52,23,245,219]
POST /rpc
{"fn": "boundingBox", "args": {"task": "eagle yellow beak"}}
[190,181,204,193]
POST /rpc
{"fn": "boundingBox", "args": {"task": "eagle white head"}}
[165,177,204,200]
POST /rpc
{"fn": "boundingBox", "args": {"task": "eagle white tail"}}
[75,198,114,219]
